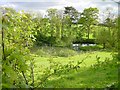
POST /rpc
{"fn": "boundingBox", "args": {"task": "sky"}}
[0,0,119,19]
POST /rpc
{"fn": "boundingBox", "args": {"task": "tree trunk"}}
[87,26,90,46]
[103,43,105,49]
[61,18,64,39]
[2,17,6,60]
[118,3,120,64]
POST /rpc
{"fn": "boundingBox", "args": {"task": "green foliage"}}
[2,7,36,88]
[34,7,81,47]
[95,27,109,48]
[79,45,102,51]
[95,18,118,49]
[64,6,79,22]
[78,7,99,40]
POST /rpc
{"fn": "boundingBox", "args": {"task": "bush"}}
[79,45,102,51]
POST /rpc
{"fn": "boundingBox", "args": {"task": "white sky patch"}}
[1,2,16,8]
[0,0,118,19]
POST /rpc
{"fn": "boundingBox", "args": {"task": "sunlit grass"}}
[45,65,117,88]
[31,47,117,88]
[33,51,112,68]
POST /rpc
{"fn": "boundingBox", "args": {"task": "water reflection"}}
[82,44,96,47]
[72,43,96,50]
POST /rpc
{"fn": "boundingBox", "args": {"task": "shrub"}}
[79,45,102,51]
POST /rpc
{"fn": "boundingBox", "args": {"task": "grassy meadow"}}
[29,46,118,88]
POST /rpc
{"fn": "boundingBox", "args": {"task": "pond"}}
[81,44,96,47]
[72,43,96,50]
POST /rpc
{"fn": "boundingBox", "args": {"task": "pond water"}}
[81,44,96,47]
[73,43,96,47]
[72,43,96,50]
[72,44,79,47]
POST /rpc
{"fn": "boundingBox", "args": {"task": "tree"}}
[79,7,99,42]
[102,8,118,48]
[64,6,79,24]
[63,6,81,46]
[47,8,62,45]
[2,7,36,88]
[96,27,109,48]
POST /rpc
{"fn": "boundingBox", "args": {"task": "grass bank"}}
[29,46,118,88]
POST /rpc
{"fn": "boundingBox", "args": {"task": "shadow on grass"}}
[43,58,118,88]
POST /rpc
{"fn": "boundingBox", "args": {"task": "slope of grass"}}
[45,63,117,88]
[30,46,118,88]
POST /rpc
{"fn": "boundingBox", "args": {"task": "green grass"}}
[30,46,118,88]
[33,51,113,68]
[45,65,117,88]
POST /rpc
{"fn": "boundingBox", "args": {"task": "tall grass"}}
[31,46,78,57]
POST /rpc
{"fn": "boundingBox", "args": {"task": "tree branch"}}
[21,71,29,85]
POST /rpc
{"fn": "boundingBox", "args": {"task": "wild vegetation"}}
[1,4,119,89]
